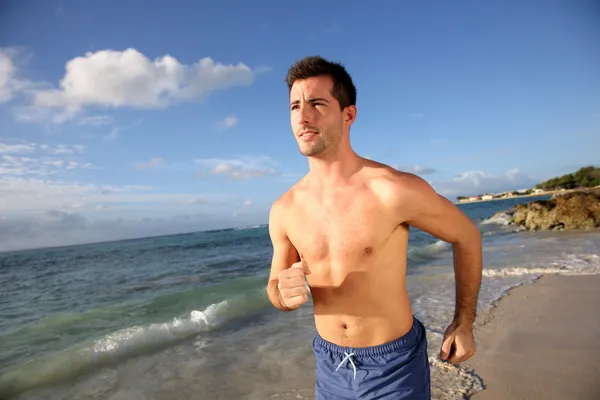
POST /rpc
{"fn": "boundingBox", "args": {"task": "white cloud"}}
[0,175,242,215]
[393,164,438,176]
[196,156,278,180]
[11,105,53,123]
[431,168,539,199]
[133,157,163,170]
[0,142,37,154]
[0,48,44,104]
[104,127,122,141]
[0,48,36,103]
[430,139,445,145]
[0,49,17,102]
[0,142,85,156]
[0,178,98,211]
[254,65,273,75]
[218,115,238,130]
[411,113,425,119]
[243,199,253,207]
[0,209,267,252]
[1,155,63,176]
[0,141,90,177]
[101,118,143,141]
[186,198,210,205]
[32,48,259,119]
[412,165,438,175]
[12,106,114,127]
[40,144,86,155]
[77,115,113,126]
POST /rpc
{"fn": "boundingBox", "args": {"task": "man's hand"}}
[277,260,311,309]
[440,319,476,364]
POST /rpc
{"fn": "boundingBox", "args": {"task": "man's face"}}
[289,76,345,157]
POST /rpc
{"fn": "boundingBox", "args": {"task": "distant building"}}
[481,194,493,201]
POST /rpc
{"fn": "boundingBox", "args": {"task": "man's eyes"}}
[290,102,324,111]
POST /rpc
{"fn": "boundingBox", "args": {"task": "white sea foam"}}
[428,358,484,400]
[235,224,266,230]
[480,211,512,226]
[93,300,229,354]
[482,254,600,277]
[408,240,451,262]
[0,300,232,398]
[410,247,600,399]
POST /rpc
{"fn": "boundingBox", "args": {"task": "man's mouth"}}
[299,131,318,137]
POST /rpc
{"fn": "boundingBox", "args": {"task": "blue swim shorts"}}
[312,316,431,399]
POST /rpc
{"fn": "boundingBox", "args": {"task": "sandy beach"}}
[466,273,600,400]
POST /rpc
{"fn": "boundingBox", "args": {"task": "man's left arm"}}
[394,173,483,364]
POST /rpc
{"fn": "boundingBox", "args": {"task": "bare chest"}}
[286,195,395,265]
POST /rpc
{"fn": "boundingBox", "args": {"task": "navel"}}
[364,246,373,255]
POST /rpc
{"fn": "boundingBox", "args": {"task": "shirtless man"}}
[267,56,483,399]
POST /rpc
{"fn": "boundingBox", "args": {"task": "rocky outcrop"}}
[493,189,600,231]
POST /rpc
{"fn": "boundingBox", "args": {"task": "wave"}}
[428,357,484,400]
[235,224,267,230]
[478,210,527,234]
[1,274,268,346]
[0,287,269,398]
[483,254,600,278]
[480,211,513,226]
[408,240,451,263]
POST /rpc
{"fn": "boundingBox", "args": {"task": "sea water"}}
[1,195,600,400]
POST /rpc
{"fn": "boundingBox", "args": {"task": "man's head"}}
[286,56,357,158]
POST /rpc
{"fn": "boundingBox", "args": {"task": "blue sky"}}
[1,0,598,251]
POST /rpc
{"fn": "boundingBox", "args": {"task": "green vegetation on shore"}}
[455,166,599,203]
[535,166,600,191]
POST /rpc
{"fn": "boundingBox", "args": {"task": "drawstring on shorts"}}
[335,352,357,379]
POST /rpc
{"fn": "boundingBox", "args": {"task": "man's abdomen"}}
[311,285,414,348]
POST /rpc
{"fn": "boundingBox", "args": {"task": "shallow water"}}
[2,195,600,399]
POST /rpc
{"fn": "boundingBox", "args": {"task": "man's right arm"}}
[267,198,301,312]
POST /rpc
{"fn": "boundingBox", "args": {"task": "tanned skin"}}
[267,75,482,364]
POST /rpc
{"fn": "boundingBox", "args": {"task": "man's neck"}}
[307,148,363,186]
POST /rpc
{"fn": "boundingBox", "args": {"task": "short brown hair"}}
[286,56,357,110]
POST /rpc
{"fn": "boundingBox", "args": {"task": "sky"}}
[1,0,599,251]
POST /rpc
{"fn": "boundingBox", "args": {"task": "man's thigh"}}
[314,346,356,400]
[355,321,431,399]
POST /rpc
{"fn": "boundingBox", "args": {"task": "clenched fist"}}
[278,260,311,310]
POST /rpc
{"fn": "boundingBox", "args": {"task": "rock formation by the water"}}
[492,188,600,231]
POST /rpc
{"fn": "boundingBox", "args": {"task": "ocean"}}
[1,195,600,400]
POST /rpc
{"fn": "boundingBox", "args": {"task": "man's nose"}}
[295,103,314,125]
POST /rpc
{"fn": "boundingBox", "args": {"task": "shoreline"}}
[456,185,600,205]
[465,272,600,399]
[456,193,551,205]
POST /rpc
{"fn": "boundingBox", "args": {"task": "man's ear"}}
[344,105,357,126]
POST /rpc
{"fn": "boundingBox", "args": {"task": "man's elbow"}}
[452,220,482,246]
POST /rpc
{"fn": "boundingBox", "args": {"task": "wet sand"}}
[466,273,600,400]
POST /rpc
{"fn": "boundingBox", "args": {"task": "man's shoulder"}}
[270,190,294,216]
[269,177,307,222]
[364,161,431,204]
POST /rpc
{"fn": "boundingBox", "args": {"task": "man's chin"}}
[298,141,327,157]
[299,147,319,157]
